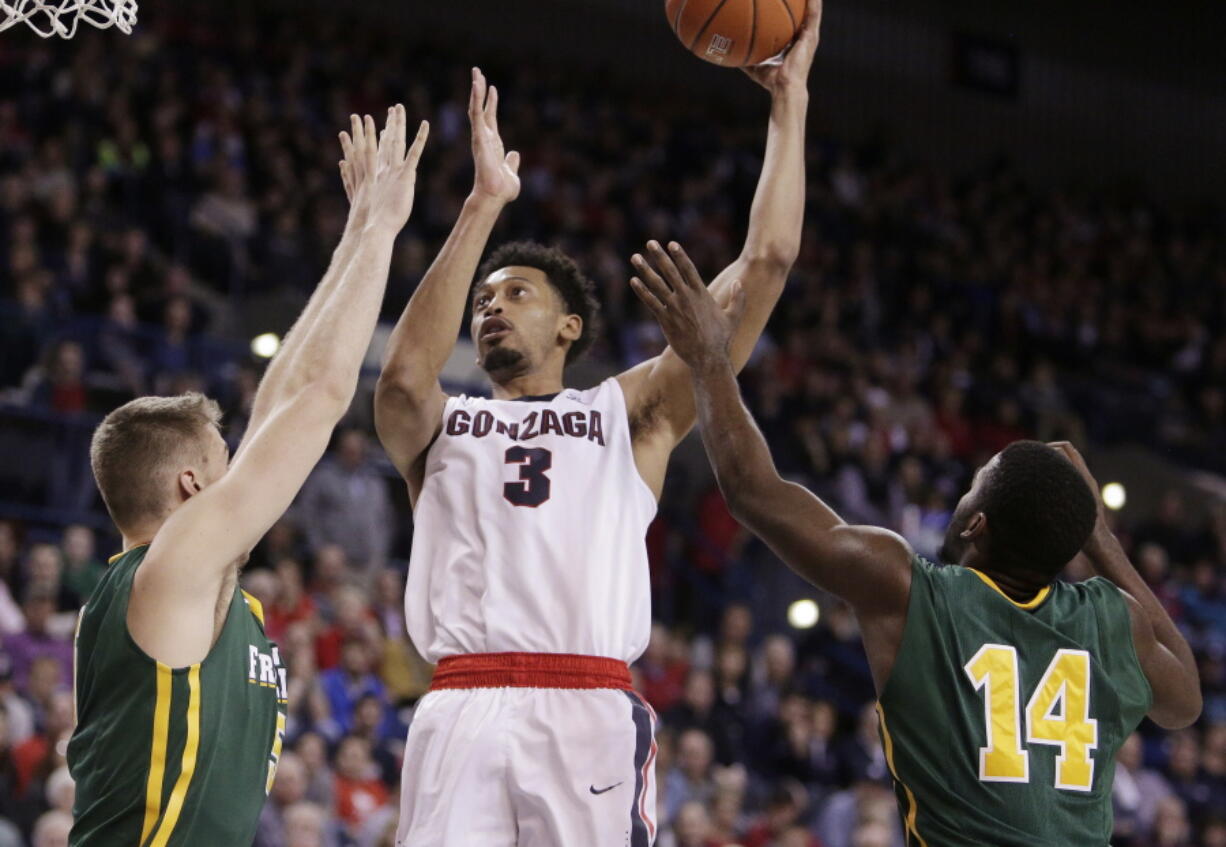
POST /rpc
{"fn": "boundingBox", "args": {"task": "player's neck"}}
[973,563,1049,603]
[490,371,564,400]
[120,523,160,553]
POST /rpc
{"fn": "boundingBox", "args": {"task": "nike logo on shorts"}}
[589,782,623,795]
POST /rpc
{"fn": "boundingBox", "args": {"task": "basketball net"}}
[1,0,137,38]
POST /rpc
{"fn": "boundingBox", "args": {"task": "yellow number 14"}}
[963,645,1098,792]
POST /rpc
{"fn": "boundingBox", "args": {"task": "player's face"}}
[941,454,999,563]
[471,267,577,379]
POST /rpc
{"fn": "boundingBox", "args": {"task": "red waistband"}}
[429,652,633,691]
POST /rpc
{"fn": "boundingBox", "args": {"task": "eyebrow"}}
[473,277,536,299]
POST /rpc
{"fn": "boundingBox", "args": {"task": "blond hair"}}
[89,393,223,531]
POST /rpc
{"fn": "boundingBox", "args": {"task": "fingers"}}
[666,242,705,291]
[801,0,823,40]
[388,104,407,166]
[469,67,485,124]
[631,248,674,305]
[349,114,364,183]
[629,277,667,317]
[485,84,500,135]
[646,240,687,293]
[505,150,521,173]
[339,160,353,202]
[405,119,430,172]
[363,114,378,175]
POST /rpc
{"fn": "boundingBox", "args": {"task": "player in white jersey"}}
[376,4,822,843]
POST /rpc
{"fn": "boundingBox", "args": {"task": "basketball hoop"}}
[1,0,137,38]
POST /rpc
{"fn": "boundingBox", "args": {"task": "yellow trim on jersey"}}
[140,663,174,844]
[72,607,85,727]
[241,590,266,626]
[107,542,150,564]
[877,703,929,847]
[149,664,201,846]
[969,569,1051,610]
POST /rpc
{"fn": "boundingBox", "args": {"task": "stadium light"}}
[251,333,281,359]
[1102,482,1126,511]
[788,599,820,630]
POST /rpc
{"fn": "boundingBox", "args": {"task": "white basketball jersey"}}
[405,378,656,664]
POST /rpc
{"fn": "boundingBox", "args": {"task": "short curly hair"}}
[980,440,1098,581]
[475,241,602,365]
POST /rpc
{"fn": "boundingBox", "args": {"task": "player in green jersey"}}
[628,244,1202,846]
[67,107,429,845]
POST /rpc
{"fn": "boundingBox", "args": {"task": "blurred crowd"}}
[1,2,1225,846]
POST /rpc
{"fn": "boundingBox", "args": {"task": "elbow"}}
[721,474,773,527]
[742,244,799,274]
[1153,687,1203,731]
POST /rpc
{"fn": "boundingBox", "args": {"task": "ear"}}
[558,313,582,345]
[961,512,987,541]
[177,469,203,502]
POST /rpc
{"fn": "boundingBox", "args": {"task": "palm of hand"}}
[475,136,520,202]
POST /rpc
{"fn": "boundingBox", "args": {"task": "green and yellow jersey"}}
[877,557,1152,846]
[68,545,287,846]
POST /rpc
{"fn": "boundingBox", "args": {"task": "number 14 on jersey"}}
[963,644,1099,791]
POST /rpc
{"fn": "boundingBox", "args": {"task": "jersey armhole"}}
[605,377,659,513]
[1107,583,1155,715]
[874,555,929,705]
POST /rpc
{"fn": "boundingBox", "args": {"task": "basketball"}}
[666,0,804,67]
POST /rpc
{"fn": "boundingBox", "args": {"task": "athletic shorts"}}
[396,653,658,847]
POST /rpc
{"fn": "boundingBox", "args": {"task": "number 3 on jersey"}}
[504,447,552,507]
[963,645,1098,791]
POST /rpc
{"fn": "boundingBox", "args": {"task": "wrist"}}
[361,218,402,240]
[466,191,510,213]
[693,352,734,379]
[770,84,809,111]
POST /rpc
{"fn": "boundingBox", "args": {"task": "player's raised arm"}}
[1051,442,1202,728]
[630,244,912,616]
[619,0,822,490]
[375,68,520,487]
[132,107,429,667]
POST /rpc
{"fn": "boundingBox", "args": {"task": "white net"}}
[1,0,137,38]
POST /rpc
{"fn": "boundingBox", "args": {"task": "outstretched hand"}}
[743,0,823,95]
[339,105,430,234]
[469,67,521,204]
[629,241,746,369]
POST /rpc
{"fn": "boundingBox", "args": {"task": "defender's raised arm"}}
[375,68,520,489]
[1052,442,1202,728]
[630,244,913,633]
[132,107,428,667]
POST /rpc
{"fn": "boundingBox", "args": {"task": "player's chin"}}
[481,344,528,376]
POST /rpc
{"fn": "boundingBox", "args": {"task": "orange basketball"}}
[666,0,804,68]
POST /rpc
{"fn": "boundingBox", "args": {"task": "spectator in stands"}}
[319,637,389,735]
[639,622,690,713]
[664,728,717,824]
[266,557,316,643]
[1113,732,1175,844]
[668,800,716,847]
[0,656,33,747]
[59,524,103,603]
[29,810,71,847]
[256,750,310,847]
[25,340,88,416]
[1,588,72,690]
[297,428,393,575]
[332,734,390,839]
[282,801,338,847]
